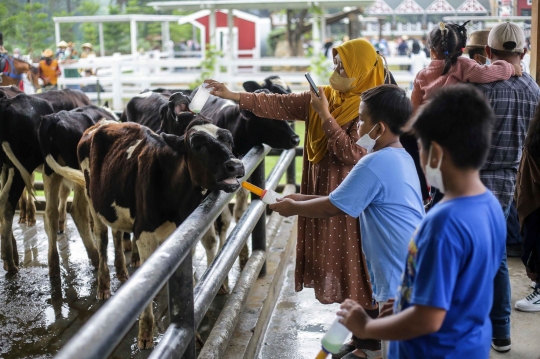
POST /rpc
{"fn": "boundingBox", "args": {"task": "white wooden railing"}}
[56,52,423,111]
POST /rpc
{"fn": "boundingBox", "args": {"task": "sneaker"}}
[491,338,511,353]
[515,290,540,312]
[531,281,537,289]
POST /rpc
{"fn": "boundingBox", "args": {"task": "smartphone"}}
[305,73,320,98]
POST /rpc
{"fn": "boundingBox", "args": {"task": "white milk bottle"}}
[189,83,212,113]
[317,316,351,357]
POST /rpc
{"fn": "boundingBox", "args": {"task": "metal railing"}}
[55,144,298,359]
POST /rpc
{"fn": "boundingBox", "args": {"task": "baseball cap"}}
[488,22,525,53]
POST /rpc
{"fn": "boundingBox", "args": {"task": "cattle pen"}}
[42,144,299,359]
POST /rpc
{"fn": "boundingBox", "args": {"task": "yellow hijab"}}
[306,39,386,164]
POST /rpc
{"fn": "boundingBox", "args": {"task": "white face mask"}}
[356,123,381,153]
[425,145,445,193]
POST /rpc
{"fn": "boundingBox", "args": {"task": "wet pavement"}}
[0,213,243,359]
[261,253,540,359]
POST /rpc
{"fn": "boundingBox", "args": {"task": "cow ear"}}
[103,100,109,108]
[239,108,257,121]
[161,133,187,153]
[243,81,262,93]
[159,103,168,120]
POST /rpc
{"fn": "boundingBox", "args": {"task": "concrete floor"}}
[0,213,243,359]
[261,253,540,359]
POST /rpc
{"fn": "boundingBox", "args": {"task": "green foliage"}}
[79,1,100,47]
[267,28,286,56]
[2,3,53,59]
[190,46,223,89]
[308,48,332,85]
[103,5,130,55]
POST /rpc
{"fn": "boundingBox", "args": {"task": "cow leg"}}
[18,188,27,224]
[43,172,63,278]
[130,236,140,267]
[70,186,99,268]
[57,181,71,234]
[1,169,20,272]
[136,234,160,349]
[201,226,218,267]
[123,232,132,252]
[90,207,111,300]
[136,223,176,349]
[113,230,128,283]
[217,208,233,294]
[25,173,36,226]
[234,188,250,268]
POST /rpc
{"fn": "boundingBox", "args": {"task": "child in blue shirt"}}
[337,85,506,359]
[270,84,425,359]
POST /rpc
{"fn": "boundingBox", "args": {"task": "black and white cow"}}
[51,117,244,349]
[33,88,92,112]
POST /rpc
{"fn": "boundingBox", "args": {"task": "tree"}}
[78,1,100,47]
[285,9,310,56]
[3,2,53,58]
[103,5,130,54]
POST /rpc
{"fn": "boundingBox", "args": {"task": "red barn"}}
[179,9,269,58]
[517,0,532,16]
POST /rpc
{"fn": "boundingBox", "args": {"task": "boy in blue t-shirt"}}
[337,85,506,359]
[270,84,425,359]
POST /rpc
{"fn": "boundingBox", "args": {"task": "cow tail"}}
[38,115,86,188]
[1,142,35,198]
[0,168,14,218]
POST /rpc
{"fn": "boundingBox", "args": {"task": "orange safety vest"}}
[38,59,60,85]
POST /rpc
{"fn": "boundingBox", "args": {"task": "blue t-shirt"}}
[329,148,425,302]
[389,190,506,359]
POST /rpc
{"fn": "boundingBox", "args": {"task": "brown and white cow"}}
[52,117,244,349]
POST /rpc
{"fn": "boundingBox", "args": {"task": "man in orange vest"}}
[38,49,61,89]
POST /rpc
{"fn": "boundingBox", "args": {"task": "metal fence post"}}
[168,254,196,359]
[96,79,101,106]
[250,159,266,276]
[287,123,296,185]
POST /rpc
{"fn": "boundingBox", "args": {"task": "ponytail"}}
[439,22,452,75]
[437,21,471,75]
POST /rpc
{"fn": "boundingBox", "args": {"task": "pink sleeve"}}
[411,78,424,113]
[459,58,515,84]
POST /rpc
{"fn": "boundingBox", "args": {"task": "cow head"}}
[162,119,244,193]
[159,92,194,136]
[238,89,300,151]
[243,75,291,95]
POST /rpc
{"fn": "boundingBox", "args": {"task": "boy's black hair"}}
[467,47,485,60]
[361,84,412,135]
[412,84,494,169]
[525,102,540,158]
[428,21,470,75]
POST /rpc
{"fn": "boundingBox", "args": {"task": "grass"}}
[264,121,304,185]
[31,121,305,195]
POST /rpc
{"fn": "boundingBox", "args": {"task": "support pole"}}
[250,160,266,276]
[531,0,539,85]
[168,254,196,359]
[312,14,320,54]
[162,21,171,56]
[98,23,105,57]
[55,22,61,46]
[320,11,326,50]
[227,10,234,86]
[130,19,138,57]
[209,9,217,48]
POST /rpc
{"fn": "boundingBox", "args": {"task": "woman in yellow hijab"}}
[206,38,387,356]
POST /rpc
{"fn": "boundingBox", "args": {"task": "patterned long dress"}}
[239,91,375,307]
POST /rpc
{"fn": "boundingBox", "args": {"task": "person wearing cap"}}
[465,30,490,65]
[80,43,96,59]
[38,49,61,89]
[474,21,540,354]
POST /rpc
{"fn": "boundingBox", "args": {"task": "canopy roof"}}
[52,14,185,23]
[147,0,373,11]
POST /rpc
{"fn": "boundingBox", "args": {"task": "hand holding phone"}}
[305,73,320,98]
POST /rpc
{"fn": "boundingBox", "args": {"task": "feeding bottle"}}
[241,181,281,205]
[189,83,212,113]
[315,316,351,358]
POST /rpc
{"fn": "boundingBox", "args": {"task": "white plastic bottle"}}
[320,317,351,355]
[189,83,212,113]
[260,189,281,205]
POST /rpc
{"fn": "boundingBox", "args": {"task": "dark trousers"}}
[521,207,540,284]
[354,308,381,351]
[506,201,522,245]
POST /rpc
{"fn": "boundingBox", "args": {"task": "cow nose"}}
[225,159,244,176]
[291,135,300,147]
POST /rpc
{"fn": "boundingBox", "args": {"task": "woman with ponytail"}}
[411,21,521,112]
[206,39,391,358]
